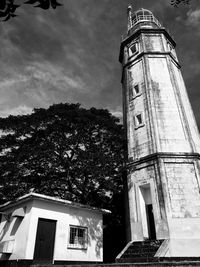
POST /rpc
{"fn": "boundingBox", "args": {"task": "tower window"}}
[168,42,173,51]
[130,44,137,54]
[129,43,138,57]
[129,84,141,101]
[129,86,133,100]
[134,84,140,95]
[128,69,133,81]
[136,114,142,125]
[134,113,144,129]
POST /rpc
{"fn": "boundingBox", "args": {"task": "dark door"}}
[146,204,156,240]
[33,218,56,262]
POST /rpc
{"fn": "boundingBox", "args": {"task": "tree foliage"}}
[171,0,191,7]
[0,0,62,21]
[0,103,125,206]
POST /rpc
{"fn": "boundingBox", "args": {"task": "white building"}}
[0,193,110,265]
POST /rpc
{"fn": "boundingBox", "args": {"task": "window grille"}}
[68,225,88,249]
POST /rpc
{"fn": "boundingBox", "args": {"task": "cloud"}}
[0,0,199,128]
[0,76,28,91]
[110,106,123,121]
[0,0,125,116]
[0,58,88,116]
[186,8,200,27]
[0,75,30,110]
[0,105,33,118]
[25,61,86,91]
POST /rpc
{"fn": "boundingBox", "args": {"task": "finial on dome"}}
[127,4,133,31]
[127,5,132,12]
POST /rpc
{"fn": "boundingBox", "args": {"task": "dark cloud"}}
[0,0,200,132]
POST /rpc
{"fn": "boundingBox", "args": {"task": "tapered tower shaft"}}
[119,7,200,257]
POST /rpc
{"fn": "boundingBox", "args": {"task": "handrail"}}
[121,14,164,41]
[131,14,162,28]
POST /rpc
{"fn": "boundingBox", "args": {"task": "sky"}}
[0,0,200,127]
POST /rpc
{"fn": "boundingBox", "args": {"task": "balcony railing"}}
[131,14,162,28]
[121,14,162,40]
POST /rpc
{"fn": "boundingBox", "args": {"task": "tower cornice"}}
[120,51,181,84]
[126,152,200,170]
[119,28,176,63]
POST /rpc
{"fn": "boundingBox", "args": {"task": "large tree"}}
[0,103,126,261]
[0,103,125,205]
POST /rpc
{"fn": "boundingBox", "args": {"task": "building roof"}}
[0,192,111,214]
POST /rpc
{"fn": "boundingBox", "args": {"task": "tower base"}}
[116,239,200,263]
[156,238,200,257]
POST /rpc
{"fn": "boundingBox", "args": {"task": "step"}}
[116,240,164,263]
[30,261,200,267]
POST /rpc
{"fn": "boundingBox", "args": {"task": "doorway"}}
[33,218,56,262]
[139,184,156,240]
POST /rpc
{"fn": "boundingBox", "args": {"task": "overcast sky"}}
[0,0,200,127]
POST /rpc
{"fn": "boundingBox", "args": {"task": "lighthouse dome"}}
[131,8,161,28]
[134,8,153,16]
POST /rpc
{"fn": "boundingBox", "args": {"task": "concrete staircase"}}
[31,262,200,267]
[3,260,200,267]
[116,239,163,263]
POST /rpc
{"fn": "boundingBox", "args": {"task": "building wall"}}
[0,199,103,262]
[127,58,151,160]
[161,158,200,238]
[27,199,103,262]
[127,160,169,241]
[0,202,32,260]
[125,32,200,160]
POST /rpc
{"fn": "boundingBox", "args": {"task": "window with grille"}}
[68,225,88,249]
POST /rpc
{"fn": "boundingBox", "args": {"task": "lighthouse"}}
[119,6,200,258]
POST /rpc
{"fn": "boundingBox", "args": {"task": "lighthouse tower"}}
[119,6,200,257]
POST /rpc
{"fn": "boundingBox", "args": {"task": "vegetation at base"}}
[0,102,127,261]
